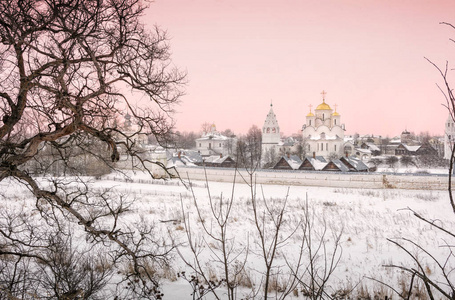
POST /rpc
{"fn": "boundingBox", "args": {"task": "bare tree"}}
[386,156,399,168]
[250,186,301,299]
[290,199,343,300]
[236,125,262,171]
[0,203,114,299]
[400,155,415,168]
[0,0,184,298]
[221,128,235,137]
[370,157,383,168]
[262,147,278,169]
[178,171,249,300]
[201,122,213,135]
[221,128,236,156]
[173,131,198,149]
[377,22,455,299]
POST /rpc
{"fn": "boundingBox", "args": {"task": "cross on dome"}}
[316,90,331,110]
[321,90,327,102]
[307,104,315,117]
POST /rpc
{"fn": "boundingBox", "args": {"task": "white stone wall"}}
[174,166,450,190]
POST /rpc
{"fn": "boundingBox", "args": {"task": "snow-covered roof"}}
[342,156,369,171]
[360,134,382,139]
[145,144,166,152]
[314,155,327,163]
[355,148,372,154]
[204,155,233,164]
[196,133,232,142]
[330,159,350,172]
[300,156,327,170]
[282,137,296,146]
[366,143,380,151]
[309,134,340,141]
[167,150,202,167]
[309,157,327,170]
[167,157,186,168]
[180,150,203,163]
[402,144,421,152]
[282,155,303,170]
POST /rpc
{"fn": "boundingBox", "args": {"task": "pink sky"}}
[146,0,455,137]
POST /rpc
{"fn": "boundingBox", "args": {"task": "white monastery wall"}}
[171,166,449,190]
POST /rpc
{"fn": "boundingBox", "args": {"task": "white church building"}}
[196,124,236,157]
[302,91,351,159]
[261,91,355,163]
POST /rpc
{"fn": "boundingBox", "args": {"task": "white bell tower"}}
[262,103,281,154]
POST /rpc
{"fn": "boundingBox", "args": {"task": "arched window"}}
[272,128,276,133]
[334,119,337,125]
[267,128,270,133]
[321,132,326,139]
[309,120,312,126]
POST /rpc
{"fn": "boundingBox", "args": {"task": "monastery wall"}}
[171,166,449,190]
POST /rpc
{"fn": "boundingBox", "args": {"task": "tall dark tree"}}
[236,125,262,170]
[173,131,197,149]
[400,155,414,167]
[0,0,184,298]
[386,155,399,168]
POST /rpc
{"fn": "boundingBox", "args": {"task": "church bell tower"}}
[262,103,281,154]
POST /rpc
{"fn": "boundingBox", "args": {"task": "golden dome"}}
[307,112,314,117]
[316,100,331,110]
[332,111,340,116]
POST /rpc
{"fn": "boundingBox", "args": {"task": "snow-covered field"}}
[2,171,455,299]
[110,171,455,299]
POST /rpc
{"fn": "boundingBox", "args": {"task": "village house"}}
[196,155,236,168]
[273,154,303,170]
[196,124,237,157]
